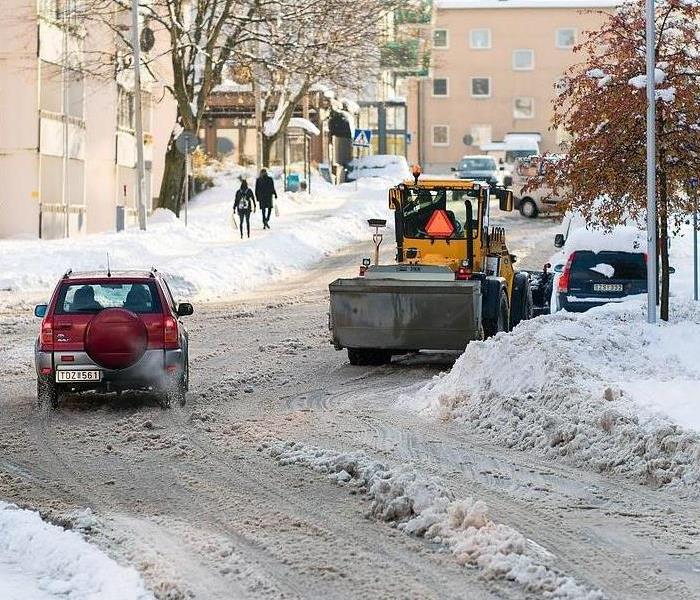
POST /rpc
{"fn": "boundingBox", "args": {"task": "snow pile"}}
[0,501,153,600]
[266,440,604,599]
[404,300,700,487]
[346,154,411,182]
[0,171,390,303]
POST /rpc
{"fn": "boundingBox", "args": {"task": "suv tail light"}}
[558,252,576,293]
[40,317,54,351]
[163,316,179,349]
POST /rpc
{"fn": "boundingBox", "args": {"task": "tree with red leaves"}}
[534,0,700,320]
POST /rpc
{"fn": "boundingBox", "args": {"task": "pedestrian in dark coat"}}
[255,168,277,229]
[234,179,256,238]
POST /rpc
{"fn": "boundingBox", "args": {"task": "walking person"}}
[234,179,256,238]
[255,168,277,229]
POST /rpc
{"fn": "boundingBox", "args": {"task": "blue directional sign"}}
[353,129,372,148]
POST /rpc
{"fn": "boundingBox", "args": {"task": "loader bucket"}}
[329,277,482,352]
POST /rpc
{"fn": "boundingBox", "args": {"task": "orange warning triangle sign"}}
[425,209,455,238]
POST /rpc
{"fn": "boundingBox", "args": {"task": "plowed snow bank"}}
[266,440,604,599]
[0,501,152,599]
[403,299,700,487]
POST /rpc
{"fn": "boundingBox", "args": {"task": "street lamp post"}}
[131,0,147,231]
[645,0,657,323]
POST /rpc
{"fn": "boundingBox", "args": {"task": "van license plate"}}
[594,283,623,292]
[56,370,102,383]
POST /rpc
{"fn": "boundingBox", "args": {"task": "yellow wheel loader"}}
[328,170,535,366]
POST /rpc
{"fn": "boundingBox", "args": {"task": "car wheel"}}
[519,198,538,219]
[165,375,186,408]
[37,377,59,408]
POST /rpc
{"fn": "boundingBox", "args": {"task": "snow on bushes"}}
[405,299,700,488]
[265,440,604,599]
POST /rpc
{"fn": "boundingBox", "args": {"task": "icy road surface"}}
[1,217,699,599]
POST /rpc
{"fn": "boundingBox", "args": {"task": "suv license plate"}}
[56,370,102,383]
[594,283,623,292]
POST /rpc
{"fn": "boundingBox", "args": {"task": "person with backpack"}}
[234,179,256,238]
[255,168,277,229]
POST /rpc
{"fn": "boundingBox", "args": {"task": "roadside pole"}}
[645,0,657,323]
[184,141,190,227]
[691,177,699,301]
[175,131,199,225]
[131,0,147,231]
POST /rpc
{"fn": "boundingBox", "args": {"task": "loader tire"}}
[511,273,534,329]
[483,291,509,339]
[347,348,391,366]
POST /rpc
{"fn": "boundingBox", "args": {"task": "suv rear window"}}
[55,282,163,314]
[570,251,646,282]
[459,158,496,171]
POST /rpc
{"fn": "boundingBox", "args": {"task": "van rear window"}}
[55,282,162,314]
[570,251,646,281]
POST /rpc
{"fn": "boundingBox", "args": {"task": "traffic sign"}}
[175,130,200,154]
[425,209,454,238]
[353,129,372,148]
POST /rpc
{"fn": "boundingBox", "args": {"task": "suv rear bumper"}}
[35,348,185,390]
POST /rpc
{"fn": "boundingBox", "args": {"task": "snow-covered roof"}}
[287,117,320,136]
[436,0,622,8]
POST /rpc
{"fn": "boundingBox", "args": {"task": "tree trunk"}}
[262,135,275,168]
[157,138,186,215]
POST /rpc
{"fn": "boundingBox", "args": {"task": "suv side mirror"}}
[34,304,48,318]
[669,266,676,274]
[176,303,194,317]
[554,233,565,248]
[450,167,456,172]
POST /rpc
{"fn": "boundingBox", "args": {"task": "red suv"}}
[34,269,192,408]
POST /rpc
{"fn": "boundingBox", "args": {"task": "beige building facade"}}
[418,0,619,172]
[0,0,174,240]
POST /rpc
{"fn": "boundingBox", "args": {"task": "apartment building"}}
[418,0,619,171]
[0,0,174,239]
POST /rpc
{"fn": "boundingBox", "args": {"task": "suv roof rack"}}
[149,267,158,278]
[62,268,73,279]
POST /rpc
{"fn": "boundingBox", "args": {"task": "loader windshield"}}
[401,188,477,239]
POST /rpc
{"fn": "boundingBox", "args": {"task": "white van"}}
[512,155,564,218]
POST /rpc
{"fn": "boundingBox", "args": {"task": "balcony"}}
[380,39,429,77]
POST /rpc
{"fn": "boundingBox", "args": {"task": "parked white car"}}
[345,155,410,182]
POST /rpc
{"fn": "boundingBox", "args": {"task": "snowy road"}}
[2,218,699,599]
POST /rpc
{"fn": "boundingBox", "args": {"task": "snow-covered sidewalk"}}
[0,502,152,600]
[0,172,390,304]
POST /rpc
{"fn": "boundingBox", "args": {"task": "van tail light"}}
[558,252,576,293]
[163,316,179,349]
[455,266,471,281]
[40,318,54,351]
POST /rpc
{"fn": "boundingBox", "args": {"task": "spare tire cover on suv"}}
[85,308,148,369]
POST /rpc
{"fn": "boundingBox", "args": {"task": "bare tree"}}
[251,0,401,166]
[77,0,263,214]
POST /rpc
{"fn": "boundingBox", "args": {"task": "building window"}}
[117,85,135,130]
[469,29,491,49]
[514,97,534,119]
[471,125,492,146]
[512,49,534,71]
[432,125,449,146]
[556,28,576,49]
[433,29,449,49]
[432,78,449,97]
[470,77,491,98]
